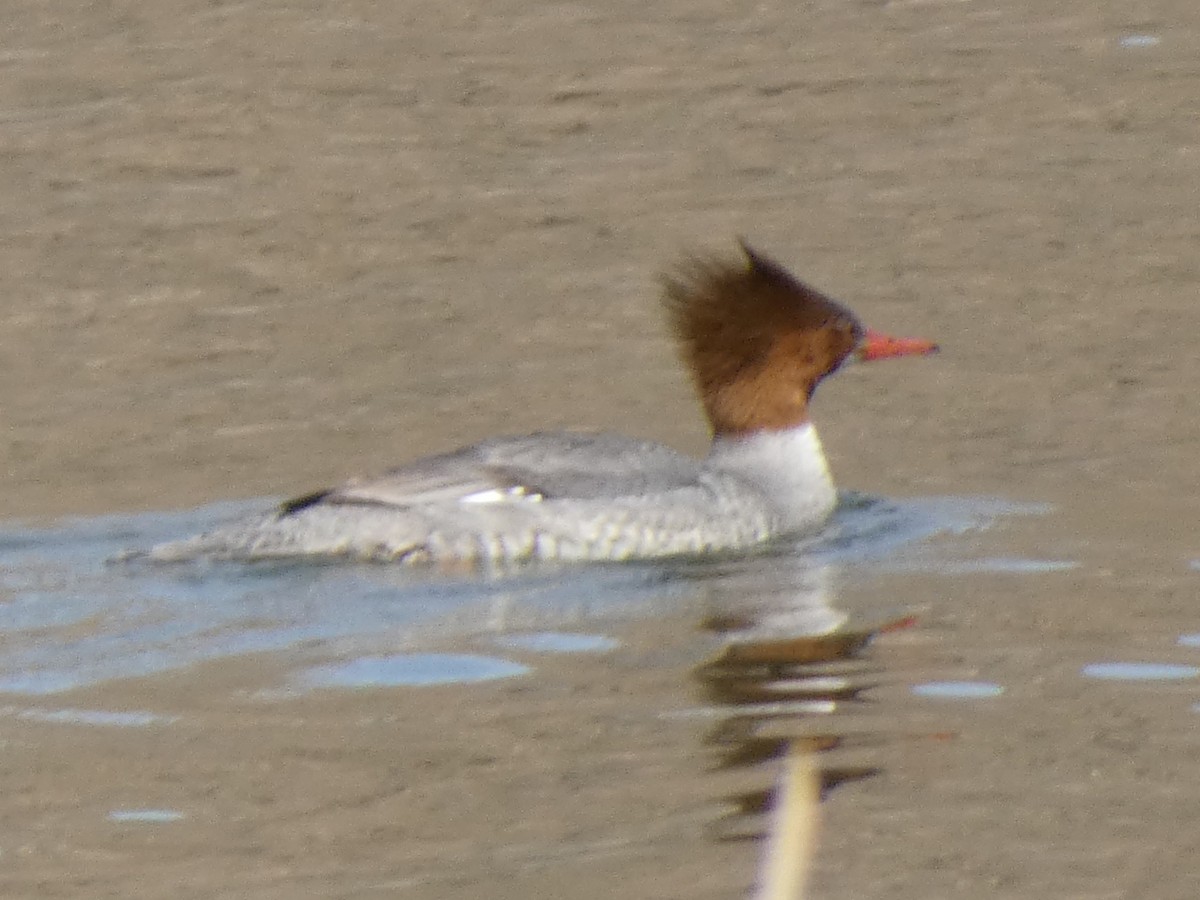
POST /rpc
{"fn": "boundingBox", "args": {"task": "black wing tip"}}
[278,490,331,516]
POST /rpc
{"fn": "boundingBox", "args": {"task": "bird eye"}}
[829,315,857,337]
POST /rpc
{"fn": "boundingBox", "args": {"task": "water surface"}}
[0,492,1042,696]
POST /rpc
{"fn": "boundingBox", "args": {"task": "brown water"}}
[2,1,1200,897]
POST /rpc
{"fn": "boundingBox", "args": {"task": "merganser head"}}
[662,240,937,437]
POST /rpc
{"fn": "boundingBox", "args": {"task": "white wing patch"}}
[459,485,545,505]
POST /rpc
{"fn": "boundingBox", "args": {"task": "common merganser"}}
[150,242,936,566]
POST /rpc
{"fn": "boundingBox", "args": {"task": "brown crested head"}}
[662,241,864,437]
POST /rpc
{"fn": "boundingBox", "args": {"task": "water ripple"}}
[0,493,1042,693]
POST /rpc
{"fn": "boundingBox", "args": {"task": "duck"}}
[149,241,936,566]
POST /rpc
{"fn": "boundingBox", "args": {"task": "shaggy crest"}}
[662,241,863,436]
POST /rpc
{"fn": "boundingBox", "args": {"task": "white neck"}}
[703,424,836,530]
